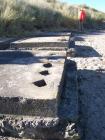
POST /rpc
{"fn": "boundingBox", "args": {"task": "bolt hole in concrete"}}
[50,53,54,56]
[39,70,49,76]
[33,79,47,87]
[43,63,52,68]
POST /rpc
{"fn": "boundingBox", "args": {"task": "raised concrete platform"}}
[0,51,79,139]
[10,36,69,50]
[0,34,79,139]
[0,50,66,118]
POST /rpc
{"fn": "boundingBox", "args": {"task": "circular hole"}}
[33,79,47,87]
[43,63,52,68]
[39,70,49,76]
[50,53,55,56]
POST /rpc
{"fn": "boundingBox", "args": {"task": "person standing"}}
[78,8,86,31]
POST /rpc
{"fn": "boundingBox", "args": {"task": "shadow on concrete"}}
[57,60,78,139]
[0,51,65,65]
[76,45,101,57]
[78,69,105,140]
[75,36,85,41]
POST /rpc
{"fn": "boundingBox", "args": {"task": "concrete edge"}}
[0,114,79,139]
[0,114,59,128]
[58,59,78,122]
[67,34,76,57]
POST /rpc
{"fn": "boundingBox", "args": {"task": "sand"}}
[70,30,105,140]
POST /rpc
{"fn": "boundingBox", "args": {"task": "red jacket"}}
[79,10,86,22]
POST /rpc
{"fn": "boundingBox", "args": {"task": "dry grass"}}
[0,0,105,36]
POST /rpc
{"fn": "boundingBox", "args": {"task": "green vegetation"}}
[0,0,105,36]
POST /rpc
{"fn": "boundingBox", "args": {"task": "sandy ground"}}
[70,31,105,140]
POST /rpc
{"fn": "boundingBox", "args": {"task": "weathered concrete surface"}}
[0,114,80,139]
[0,33,79,139]
[0,115,59,138]
[10,36,69,50]
[0,136,32,140]
[59,60,78,122]
[0,53,79,139]
[67,33,76,57]
[0,50,66,117]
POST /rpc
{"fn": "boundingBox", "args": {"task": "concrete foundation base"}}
[0,50,66,118]
[10,36,69,50]
[0,34,79,139]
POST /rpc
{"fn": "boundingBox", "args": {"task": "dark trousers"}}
[79,20,84,31]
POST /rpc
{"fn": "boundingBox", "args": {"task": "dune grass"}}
[0,0,105,36]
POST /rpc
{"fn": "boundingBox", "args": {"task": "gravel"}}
[70,31,105,140]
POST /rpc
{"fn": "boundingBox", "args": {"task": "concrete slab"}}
[0,50,79,139]
[0,33,79,139]
[10,36,69,50]
[0,50,66,117]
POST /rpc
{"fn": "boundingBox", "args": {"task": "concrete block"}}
[68,36,75,49]
[10,36,69,50]
[67,35,76,57]
[67,48,76,57]
[0,50,66,119]
[0,35,79,139]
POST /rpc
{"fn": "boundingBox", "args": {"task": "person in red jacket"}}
[78,8,86,31]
